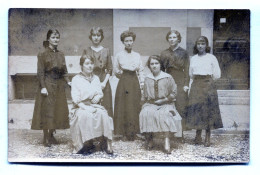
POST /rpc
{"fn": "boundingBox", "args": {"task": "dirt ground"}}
[8,125,249,163]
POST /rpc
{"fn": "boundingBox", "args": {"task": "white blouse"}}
[189,53,221,80]
[114,49,144,83]
[71,73,103,105]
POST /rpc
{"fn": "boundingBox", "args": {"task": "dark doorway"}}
[213,10,250,90]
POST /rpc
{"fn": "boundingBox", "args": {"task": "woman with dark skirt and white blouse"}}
[113,30,144,141]
[186,36,223,147]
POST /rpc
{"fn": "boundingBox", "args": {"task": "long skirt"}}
[167,69,189,130]
[114,70,141,138]
[31,77,69,130]
[186,76,223,130]
[101,81,113,118]
[139,103,182,137]
[69,104,114,152]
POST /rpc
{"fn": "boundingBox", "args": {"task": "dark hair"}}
[43,29,60,48]
[166,30,181,43]
[89,27,104,42]
[120,30,136,42]
[147,55,163,70]
[193,36,211,54]
[80,51,95,70]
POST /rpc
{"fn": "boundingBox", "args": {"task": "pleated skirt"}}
[139,103,182,137]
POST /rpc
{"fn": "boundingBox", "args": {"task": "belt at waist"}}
[122,69,136,74]
[45,72,64,79]
[146,98,173,105]
[193,75,212,80]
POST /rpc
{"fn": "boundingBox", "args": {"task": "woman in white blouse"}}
[69,55,114,154]
[186,36,223,147]
[113,30,144,141]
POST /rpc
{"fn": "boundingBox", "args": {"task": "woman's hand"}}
[91,95,101,104]
[140,82,144,91]
[100,81,106,90]
[154,97,168,105]
[183,86,189,93]
[41,88,48,96]
[79,103,97,113]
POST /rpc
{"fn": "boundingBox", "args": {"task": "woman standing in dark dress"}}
[31,29,70,147]
[114,31,144,141]
[82,27,113,117]
[160,30,190,131]
[186,36,223,147]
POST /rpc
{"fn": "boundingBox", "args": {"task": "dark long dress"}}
[160,47,190,130]
[31,47,70,130]
[83,47,113,117]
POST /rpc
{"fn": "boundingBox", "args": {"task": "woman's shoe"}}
[194,136,203,144]
[49,135,58,144]
[204,129,211,147]
[43,130,51,147]
[105,140,113,155]
[163,137,171,154]
[43,137,51,147]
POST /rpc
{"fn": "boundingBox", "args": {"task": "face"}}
[48,33,60,47]
[91,31,102,45]
[123,36,134,50]
[149,58,161,74]
[196,39,207,54]
[168,33,179,47]
[82,58,94,74]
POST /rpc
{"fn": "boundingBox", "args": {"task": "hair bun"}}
[43,40,49,48]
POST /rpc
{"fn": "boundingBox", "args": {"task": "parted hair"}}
[166,30,181,43]
[193,36,211,54]
[147,55,163,70]
[120,30,136,42]
[80,51,95,68]
[43,29,60,48]
[89,27,104,42]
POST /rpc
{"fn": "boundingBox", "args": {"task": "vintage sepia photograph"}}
[8,8,250,163]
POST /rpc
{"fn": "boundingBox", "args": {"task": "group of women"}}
[31,27,223,155]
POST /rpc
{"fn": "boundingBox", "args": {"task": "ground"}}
[8,124,249,163]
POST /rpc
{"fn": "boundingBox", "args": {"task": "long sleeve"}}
[160,52,168,72]
[137,57,145,84]
[113,54,122,77]
[71,77,82,105]
[141,78,148,101]
[212,55,221,80]
[106,48,113,75]
[93,76,104,99]
[37,52,46,88]
[183,52,190,86]
[61,54,70,83]
[167,77,177,101]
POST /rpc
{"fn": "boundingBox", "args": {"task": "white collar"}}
[146,71,171,81]
[91,45,104,52]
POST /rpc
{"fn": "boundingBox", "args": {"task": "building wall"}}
[113,9,214,56]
